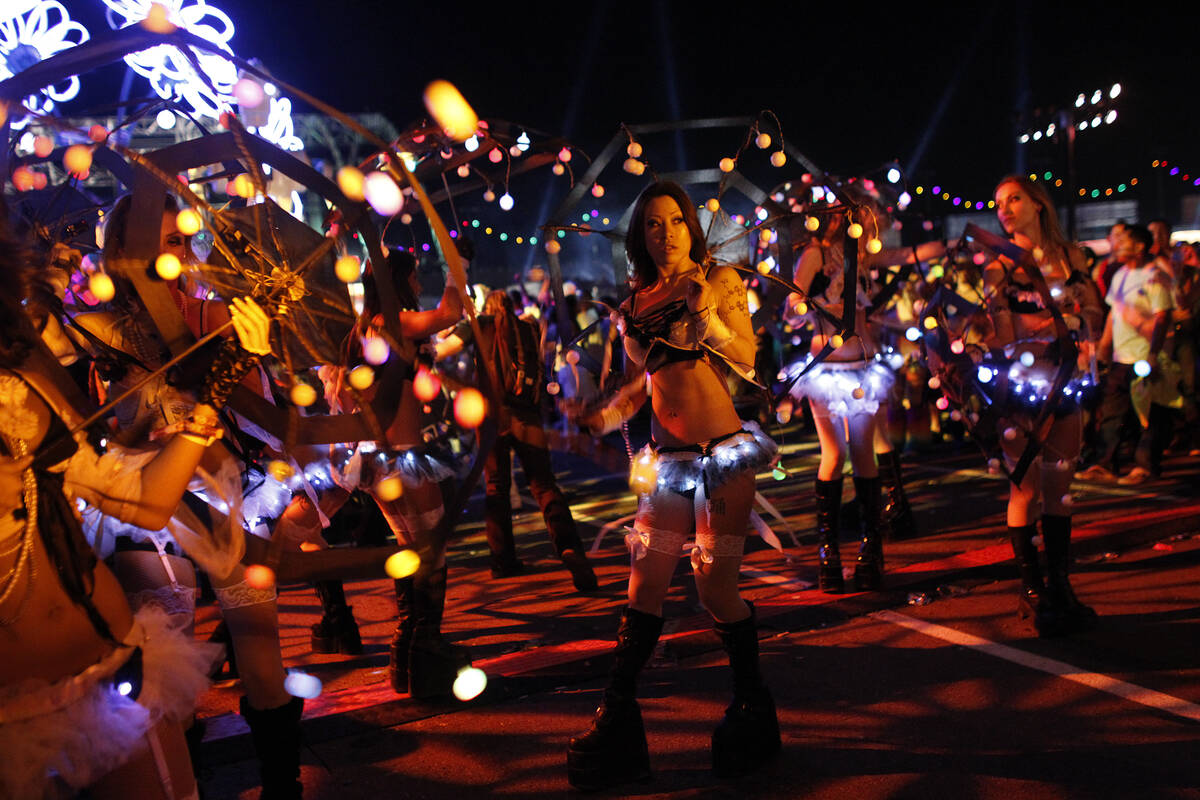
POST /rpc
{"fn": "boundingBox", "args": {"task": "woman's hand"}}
[229,296,273,356]
[0,456,32,513]
[686,273,715,316]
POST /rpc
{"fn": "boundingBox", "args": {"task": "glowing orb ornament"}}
[565,349,581,366]
[1056,459,1073,472]
[719,157,735,173]
[623,158,644,175]
[63,145,92,176]
[591,183,605,198]
[706,198,720,213]
[1003,427,1018,441]
[923,316,938,330]
[88,125,108,143]
[545,240,562,255]
[950,339,965,354]
[803,216,820,233]
[176,208,203,236]
[413,367,442,402]
[558,147,572,163]
[626,141,643,157]
[454,388,486,428]
[244,564,275,590]
[155,253,182,280]
[546,381,560,395]
[852,387,865,400]
[336,166,365,201]
[363,336,390,365]
[866,238,883,254]
[482,189,496,203]
[233,78,265,108]
[283,670,322,699]
[375,475,403,502]
[928,376,941,389]
[935,396,950,410]
[385,549,421,579]
[11,168,35,192]
[1032,247,1044,262]
[1019,351,1036,367]
[973,251,987,266]
[629,452,658,495]
[499,192,514,211]
[950,409,962,421]
[847,222,863,239]
[488,148,503,163]
[755,132,771,149]
[423,80,478,141]
[987,458,1001,474]
[142,3,177,33]
[905,326,920,342]
[290,382,317,407]
[830,334,844,348]
[759,229,773,246]
[452,666,487,701]
[348,365,375,390]
[772,465,788,481]
[335,255,361,283]
[400,213,413,225]
[267,460,294,481]
[770,151,786,167]
[757,261,772,275]
[1133,359,1151,378]
[552,163,565,176]
[33,136,53,158]
[89,272,115,302]
[1060,493,1074,507]
[231,173,255,198]
[364,172,403,216]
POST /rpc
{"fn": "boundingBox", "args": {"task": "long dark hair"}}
[625,181,708,290]
[0,201,36,367]
[994,174,1072,263]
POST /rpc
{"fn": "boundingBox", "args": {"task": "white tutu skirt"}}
[785,358,895,417]
[0,606,220,799]
[641,420,779,497]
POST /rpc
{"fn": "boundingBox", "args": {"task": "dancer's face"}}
[159,211,191,264]
[994,182,1040,237]
[642,195,691,272]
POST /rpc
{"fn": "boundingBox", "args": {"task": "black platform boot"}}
[239,695,304,800]
[854,476,884,591]
[1009,524,1062,637]
[878,450,918,540]
[712,603,781,778]
[407,565,472,699]
[310,579,362,655]
[388,577,414,694]
[1042,514,1098,633]
[567,606,664,792]
[815,478,844,593]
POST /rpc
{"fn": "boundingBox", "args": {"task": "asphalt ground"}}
[191,428,1200,799]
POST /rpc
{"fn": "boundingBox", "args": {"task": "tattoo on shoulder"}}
[719,276,748,316]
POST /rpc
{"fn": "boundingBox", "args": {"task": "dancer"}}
[436,289,598,590]
[0,201,271,799]
[72,194,302,797]
[783,208,893,593]
[984,175,1104,636]
[566,182,779,789]
[279,247,470,698]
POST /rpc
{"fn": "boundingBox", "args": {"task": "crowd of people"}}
[2,164,1198,799]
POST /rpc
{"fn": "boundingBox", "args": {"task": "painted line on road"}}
[741,567,813,592]
[871,609,1200,724]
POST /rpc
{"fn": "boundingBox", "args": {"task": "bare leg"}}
[90,718,197,800]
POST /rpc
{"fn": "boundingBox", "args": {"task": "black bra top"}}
[624,296,706,374]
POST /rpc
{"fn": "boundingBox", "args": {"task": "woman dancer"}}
[567,182,779,789]
[278,247,470,698]
[0,202,271,798]
[784,208,894,593]
[984,175,1103,636]
[73,195,302,797]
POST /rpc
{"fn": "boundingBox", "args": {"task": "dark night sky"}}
[49,1,1200,278]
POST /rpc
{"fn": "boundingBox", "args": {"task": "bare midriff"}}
[648,358,741,448]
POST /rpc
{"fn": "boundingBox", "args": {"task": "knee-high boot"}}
[815,478,844,593]
[854,476,884,591]
[388,577,414,694]
[1010,524,1062,637]
[407,564,472,698]
[310,579,362,655]
[712,603,781,778]
[1042,514,1097,631]
[878,450,918,540]
[567,606,663,791]
[239,695,304,800]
